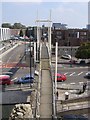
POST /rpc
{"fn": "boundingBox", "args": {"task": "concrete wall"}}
[52,46,79,57]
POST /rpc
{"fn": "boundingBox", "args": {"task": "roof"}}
[52,23,67,29]
[0,75,10,79]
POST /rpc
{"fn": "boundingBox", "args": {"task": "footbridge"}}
[36,42,55,118]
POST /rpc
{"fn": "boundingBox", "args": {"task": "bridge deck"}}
[39,43,53,118]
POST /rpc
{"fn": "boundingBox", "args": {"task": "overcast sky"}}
[1,1,89,29]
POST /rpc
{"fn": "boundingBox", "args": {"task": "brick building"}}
[51,28,90,46]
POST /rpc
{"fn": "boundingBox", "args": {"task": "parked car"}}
[61,54,71,60]
[0,75,12,85]
[84,72,90,79]
[55,73,67,82]
[80,60,85,64]
[69,59,77,64]
[14,74,35,84]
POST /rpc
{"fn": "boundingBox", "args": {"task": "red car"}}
[56,73,67,82]
[0,75,12,85]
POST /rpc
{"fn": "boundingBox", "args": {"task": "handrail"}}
[47,42,56,118]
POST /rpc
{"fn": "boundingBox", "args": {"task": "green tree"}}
[75,42,90,59]
[12,23,26,29]
[2,23,12,28]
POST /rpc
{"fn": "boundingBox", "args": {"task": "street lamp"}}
[70,47,72,67]
[25,28,32,87]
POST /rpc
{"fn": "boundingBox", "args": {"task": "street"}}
[0,41,38,119]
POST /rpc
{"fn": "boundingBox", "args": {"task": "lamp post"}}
[25,28,32,87]
[30,39,32,87]
[70,46,72,67]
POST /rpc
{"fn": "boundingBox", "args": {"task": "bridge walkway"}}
[39,43,53,118]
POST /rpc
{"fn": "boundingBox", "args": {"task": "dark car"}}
[84,72,90,79]
[80,60,85,64]
[14,74,34,84]
[69,59,77,64]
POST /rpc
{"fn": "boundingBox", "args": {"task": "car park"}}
[55,73,67,82]
[0,75,12,85]
[61,54,71,60]
[14,74,35,84]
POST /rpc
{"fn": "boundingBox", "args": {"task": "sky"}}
[1,1,89,29]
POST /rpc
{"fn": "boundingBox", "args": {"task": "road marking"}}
[70,83,75,85]
[79,82,84,85]
[64,72,68,75]
[70,72,75,76]
[27,96,30,102]
[11,77,17,81]
[78,72,83,76]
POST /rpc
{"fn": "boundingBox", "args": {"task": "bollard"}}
[65,92,69,100]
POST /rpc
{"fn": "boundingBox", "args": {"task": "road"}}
[0,41,38,119]
[51,62,89,86]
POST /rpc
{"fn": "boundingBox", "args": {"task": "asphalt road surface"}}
[0,41,37,119]
[51,63,89,86]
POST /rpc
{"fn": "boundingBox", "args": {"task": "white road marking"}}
[78,72,83,76]
[79,82,84,85]
[64,72,68,75]
[70,83,75,85]
[27,96,30,102]
[11,77,17,81]
[70,72,75,76]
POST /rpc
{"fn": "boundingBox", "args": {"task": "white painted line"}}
[64,72,68,75]
[61,84,66,86]
[3,72,13,74]
[27,96,30,102]
[78,72,83,76]
[11,77,17,81]
[70,72,75,76]
[70,83,75,85]
[79,82,84,84]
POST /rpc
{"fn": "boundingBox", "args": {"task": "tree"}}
[2,22,26,29]
[2,23,12,28]
[75,42,90,59]
[19,29,23,37]
[25,28,30,38]
[12,23,26,29]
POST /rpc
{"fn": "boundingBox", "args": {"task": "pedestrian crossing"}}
[63,71,88,77]
[52,71,89,77]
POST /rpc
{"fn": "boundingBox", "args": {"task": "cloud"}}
[51,3,87,28]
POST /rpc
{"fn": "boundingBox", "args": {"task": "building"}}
[52,23,67,30]
[87,24,90,30]
[0,27,11,41]
[51,27,90,46]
